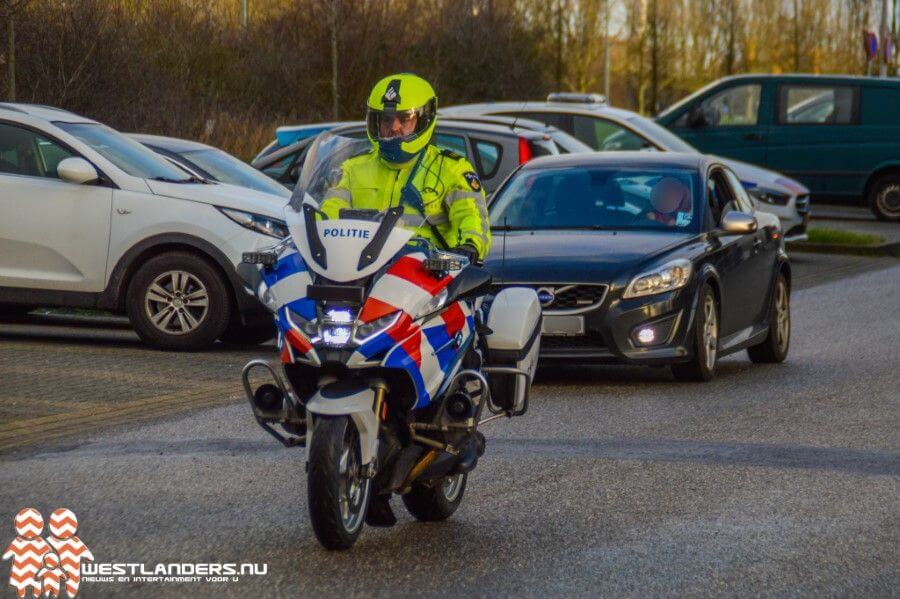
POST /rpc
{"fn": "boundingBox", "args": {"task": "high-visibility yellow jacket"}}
[321,145,491,259]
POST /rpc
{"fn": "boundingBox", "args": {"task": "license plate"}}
[541,314,585,336]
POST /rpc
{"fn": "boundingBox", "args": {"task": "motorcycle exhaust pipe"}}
[242,359,305,448]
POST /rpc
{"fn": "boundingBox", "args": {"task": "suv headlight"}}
[748,188,790,206]
[218,207,288,238]
[623,259,692,299]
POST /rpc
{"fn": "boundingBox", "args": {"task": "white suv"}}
[0,104,287,350]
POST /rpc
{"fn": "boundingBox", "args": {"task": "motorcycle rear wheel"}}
[402,473,467,521]
[308,416,371,550]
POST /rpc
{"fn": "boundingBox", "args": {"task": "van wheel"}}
[126,252,231,351]
[868,174,900,221]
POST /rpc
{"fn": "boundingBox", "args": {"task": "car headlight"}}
[623,259,692,299]
[747,188,790,206]
[218,207,288,238]
[353,311,401,344]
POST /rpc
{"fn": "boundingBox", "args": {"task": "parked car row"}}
[0,103,287,349]
[0,89,808,376]
[440,95,812,241]
[656,74,900,221]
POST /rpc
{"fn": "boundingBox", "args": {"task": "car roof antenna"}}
[509,101,528,132]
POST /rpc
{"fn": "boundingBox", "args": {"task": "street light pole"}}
[240,0,248,29]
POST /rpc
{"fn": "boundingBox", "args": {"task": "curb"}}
[786,241,900,258]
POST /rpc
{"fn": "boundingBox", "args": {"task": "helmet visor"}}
[366,99,435,142]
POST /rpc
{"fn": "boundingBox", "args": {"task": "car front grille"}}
[796,194,810,215]
[492,284,607,314]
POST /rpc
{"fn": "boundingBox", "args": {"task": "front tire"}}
[402,473,467,522]
[868,174,900,221]
[672,284,719,382]
[308,416,371,550]
[748,272,790,363]
[126,252,231,351]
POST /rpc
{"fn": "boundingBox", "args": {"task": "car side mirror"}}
[716,211,758,236]
[57,157,99,185]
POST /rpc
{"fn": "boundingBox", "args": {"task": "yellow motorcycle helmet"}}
[366,73,437,163]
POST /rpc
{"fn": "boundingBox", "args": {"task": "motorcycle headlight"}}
[623,259,692,299]
[218,207,288,238]
[353,311,401,344]
[287,308,319,338]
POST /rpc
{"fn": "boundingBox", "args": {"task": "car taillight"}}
[518,137,533,164]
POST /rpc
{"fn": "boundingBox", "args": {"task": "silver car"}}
[441,96,810,241]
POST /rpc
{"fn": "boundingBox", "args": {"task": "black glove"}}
[456,243,480,264]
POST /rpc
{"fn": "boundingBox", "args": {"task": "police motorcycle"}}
[239,134,542,550]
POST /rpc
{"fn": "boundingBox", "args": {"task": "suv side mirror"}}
[57,157,99,184]
[717,211,758,235]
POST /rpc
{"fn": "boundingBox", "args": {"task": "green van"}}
[657,74,900,221]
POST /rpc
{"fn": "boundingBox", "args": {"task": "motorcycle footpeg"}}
[365,495,397,527]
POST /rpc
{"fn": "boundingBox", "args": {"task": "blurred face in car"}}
[380,110,418,138]
[651,177,690,215]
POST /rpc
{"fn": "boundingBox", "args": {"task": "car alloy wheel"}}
[702,293,718,372]
[144,270,210,336]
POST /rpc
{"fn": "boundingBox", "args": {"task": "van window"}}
[680,84,761,127]
[777,85,858,125]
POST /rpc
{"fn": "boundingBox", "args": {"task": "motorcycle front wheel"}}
[307,416,371,550]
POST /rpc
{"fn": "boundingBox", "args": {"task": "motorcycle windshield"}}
[285,133,429,282]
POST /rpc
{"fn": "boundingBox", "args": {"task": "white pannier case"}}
[483,287,542,414]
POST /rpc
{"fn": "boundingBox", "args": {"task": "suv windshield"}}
[490,166,700,232]
[55,122,192,182]
[182,148,290,196]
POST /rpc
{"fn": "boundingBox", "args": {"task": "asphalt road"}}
[1,257,898,597]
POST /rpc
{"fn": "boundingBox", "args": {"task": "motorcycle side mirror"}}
[445,266,493,304]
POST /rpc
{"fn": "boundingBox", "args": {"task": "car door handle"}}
[116,208,132,215]
[743,133,764,141]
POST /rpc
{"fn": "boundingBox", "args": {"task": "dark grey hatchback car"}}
[486,152,791,381]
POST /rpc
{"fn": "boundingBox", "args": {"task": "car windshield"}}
[490,166,700,232]
[182,148,290,197]
[54,122,192,182]
[625,116,697,153]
